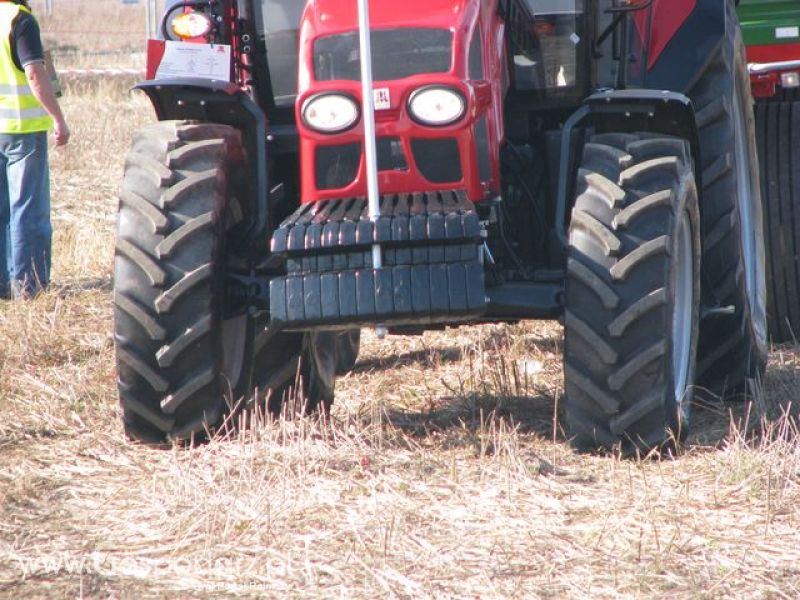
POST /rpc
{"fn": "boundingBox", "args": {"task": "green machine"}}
[739,0,800,342]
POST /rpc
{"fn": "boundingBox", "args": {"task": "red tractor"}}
[115,0,767,453]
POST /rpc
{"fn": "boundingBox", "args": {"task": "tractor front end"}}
[268,0,502,330]
[113,0,770,455]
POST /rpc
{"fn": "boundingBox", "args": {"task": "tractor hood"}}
[297,0,480,90]
[303,0,474,34]
[294,0,499,205]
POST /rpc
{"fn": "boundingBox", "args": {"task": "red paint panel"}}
[309,0,467,33]
[634,0,697,70]
[145,39,166,80]
[750,73,778,99]
[747,42,800,64]
[747,44,800,99]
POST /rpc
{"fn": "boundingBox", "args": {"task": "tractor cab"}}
[514,0,586,95]
[254,0,303,107]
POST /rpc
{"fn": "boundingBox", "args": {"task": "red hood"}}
[304,0,471,35]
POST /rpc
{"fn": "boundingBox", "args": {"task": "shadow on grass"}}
[382,392,562,447]
[687,361,800,449]
[351,346,464,374]
[378,361,800,455]
[351,325,560,376]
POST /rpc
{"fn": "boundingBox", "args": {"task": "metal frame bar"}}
[357,0,383,272]
[749,60,800,74]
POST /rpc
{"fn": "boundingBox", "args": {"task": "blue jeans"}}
[0,132,52,298]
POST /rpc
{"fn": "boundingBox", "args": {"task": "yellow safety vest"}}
[0,1,52,133]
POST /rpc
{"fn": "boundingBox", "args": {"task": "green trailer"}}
[739,0,800,342]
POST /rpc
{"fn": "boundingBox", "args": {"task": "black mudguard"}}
[135,78,270,252]
[583,89,701,175]
[556,89,702,245]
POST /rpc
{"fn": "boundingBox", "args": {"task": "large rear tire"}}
[688,0,768,394]
[334,329,361,375]
[250,322,337,414]
[564,134,701,454]
[754,100,800,343]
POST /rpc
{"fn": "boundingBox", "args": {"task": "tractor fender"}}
[583,89,701,180]
[134,78,270,253]
[555,90,703,246]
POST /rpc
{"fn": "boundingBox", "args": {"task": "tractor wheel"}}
[114,121,336,443]
[688,0,768,395]
[334,329,361,375]
[754,101,800,343]
[564,134,701,453]
[250,321,337,414]
[114,121,245,443]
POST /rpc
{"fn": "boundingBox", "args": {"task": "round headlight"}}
[408,86,466,126]
[301,93,359,134]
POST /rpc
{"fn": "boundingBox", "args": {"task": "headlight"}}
[171,11,213,39]
[408,86,465,126]
[301,93,359,134]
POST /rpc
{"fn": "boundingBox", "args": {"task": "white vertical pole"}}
[356,0,382,272]
[145,0,152,39]
[357,0,386,338]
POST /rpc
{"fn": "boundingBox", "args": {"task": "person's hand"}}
[53,118,70,146]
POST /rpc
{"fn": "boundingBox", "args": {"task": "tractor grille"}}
[315,143,361,190]
[411,138,462,184]
[377,137,408,172]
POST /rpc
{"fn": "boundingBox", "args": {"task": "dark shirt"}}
[9,11,43,72]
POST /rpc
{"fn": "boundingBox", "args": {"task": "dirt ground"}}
[1,2,800,599]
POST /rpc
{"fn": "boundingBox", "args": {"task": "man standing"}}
[0,0,68,299]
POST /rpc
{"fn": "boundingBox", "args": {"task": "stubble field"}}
[1,2,800,598]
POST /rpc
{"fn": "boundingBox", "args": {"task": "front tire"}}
[114,121,338,442]
[250,322,337,414]
[114,122,247,442]
[334,329,361,375]
[564,134,701,454]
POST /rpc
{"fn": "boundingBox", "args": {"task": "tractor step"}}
[269,190,487,329]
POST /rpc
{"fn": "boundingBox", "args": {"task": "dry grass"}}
[32,0,146,70]
[2,4,800,599]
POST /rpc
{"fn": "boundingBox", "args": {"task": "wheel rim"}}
[732,82,768,350]
[221,315,248,391]
[673,210,694,408]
